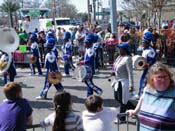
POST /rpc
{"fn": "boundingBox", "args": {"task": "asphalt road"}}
[0,62,173,131]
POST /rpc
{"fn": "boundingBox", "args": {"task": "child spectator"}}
[0,82,33,131]
[40,91,83,131]
[82,95,119,131]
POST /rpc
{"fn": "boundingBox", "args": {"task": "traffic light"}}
[89,4,92,12]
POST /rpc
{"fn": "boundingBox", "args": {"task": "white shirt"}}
[82,107,119,131]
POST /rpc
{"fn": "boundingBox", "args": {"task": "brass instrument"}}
[0,27,19,74]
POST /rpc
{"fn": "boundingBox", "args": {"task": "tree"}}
[42,0,78,18]
[121,0,173,28]
[0,0,20,27]
[76,13,88,22]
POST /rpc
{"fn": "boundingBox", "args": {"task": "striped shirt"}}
[41,111,83,131]
[138,86,175,131]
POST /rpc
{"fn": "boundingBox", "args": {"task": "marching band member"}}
[28,33,43,75]
[138,35,156,97]
[0,51,16,85]
[111,42,134,122]
[93,34,100,72]
[78,33,103,97]
[62,31,75,76]
[36,38,63,99]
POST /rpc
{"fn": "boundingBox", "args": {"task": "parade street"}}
[0,63,174,131]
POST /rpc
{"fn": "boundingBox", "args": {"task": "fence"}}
[27,124,48,131]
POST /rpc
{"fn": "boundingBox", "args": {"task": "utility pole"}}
[92,0,96,22]
[110,0,117,36]
[53,0,56,31]
[87,0,91,24]
[97,0,100,21]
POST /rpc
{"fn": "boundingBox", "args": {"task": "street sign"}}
[95,12,110,16]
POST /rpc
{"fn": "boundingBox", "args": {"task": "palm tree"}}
[0,0,20,27]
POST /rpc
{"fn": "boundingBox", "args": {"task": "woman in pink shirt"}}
[105,33,118,64]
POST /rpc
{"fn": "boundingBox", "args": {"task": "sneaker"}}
[28,73,35,76]
[35,96,46,100]
[134,94,140,100]
[38,73,43,76]
[71,76,76,79]
[62,73,70,77]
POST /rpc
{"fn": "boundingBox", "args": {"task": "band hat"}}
[46,38,55,48]
[117,42,130,50]
[63,31,71,40]
[142,37,150,44]
[84,33,94,44]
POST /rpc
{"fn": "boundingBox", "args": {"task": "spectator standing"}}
[129,27,139,55]
[56,27,63,47]
[127,63,175,131]
[0,82,33,131]
[111,42,134,122]
[120,29,131,43]
[105,33,118,64]
[75,26,86,59]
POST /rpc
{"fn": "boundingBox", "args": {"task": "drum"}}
[29,55,37,64]
[74,65,92,81]
[132,55,146,70]
[48,71,62,85]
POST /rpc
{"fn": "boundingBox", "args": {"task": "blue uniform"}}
[62,41,75,75]
[139,46,156,96]
[39,51,63,98]
[30,42,42,75]
[83,47,103,96]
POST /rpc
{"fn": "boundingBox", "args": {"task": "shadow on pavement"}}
[29,100,53,109]
[64,85,86,91]
[19,82,34,88]
[103,98,120,107]
[71,95,86,105]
